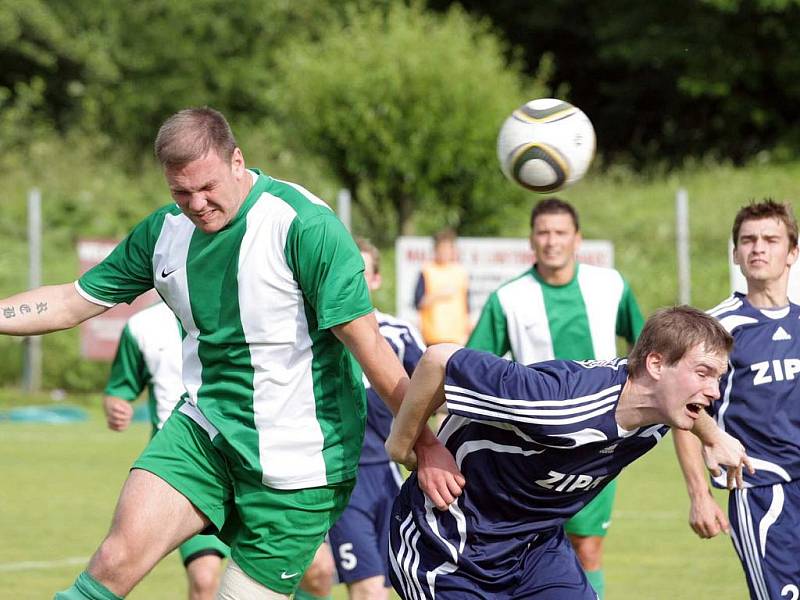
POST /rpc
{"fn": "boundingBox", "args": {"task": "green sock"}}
[54,571,123,600]
[585,569,605,600]
[293,589,331,600]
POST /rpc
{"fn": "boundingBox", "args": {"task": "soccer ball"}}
[496,98,596,193]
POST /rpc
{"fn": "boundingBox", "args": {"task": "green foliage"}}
[274,2,546,241]
[429,0,800,166]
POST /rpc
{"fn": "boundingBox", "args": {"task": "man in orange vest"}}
[414,229,470,345]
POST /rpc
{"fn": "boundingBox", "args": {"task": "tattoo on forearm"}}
[2,302,47,318]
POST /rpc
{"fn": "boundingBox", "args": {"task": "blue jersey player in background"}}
[675,199,800,600]
[386,306,753,599]
[326,238,426,599]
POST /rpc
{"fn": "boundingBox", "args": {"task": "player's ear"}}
[372,272,383,291]
[230,147,245,176]
[645,351,663,380]
[787,243,799,268]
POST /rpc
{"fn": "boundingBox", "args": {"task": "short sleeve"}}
[78,212,164,305]
[466,292,511,357]
[615,279,645,345]
[285,212,373,330]
[104,324,150,401]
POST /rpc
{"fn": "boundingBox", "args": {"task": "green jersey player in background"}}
[466,197,644,599]
[102,301,229,600]
[0,107,463,600]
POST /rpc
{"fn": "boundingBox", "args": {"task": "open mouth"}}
[686,402,704,417]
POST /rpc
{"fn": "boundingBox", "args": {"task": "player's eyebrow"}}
[170,179,217,193]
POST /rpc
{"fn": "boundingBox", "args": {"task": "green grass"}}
[0,399,748,599]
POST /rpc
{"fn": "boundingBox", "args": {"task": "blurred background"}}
[0,1,794,597]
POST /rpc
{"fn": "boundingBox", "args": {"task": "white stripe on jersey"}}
[708,294,743,318]
[445,383,621,409]
[497,275,553,363]
[734,490,769,600]
[445,383,620,425]
[714,365,735,437]
[717,314,758,333]
[241,193,326,488]
[576,264,625,360]
[637,424,666,442]
[446,401,617,427]
[152,212,202,406]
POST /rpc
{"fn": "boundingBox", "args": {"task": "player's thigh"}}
[564,479,618,537]
[132,406,235,535]
[329,463,399,584]
[729,482,800,600]
[512,528,597,600]
[223,472,355,596]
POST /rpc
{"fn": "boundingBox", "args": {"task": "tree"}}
[274,3,546,240]
[428,0,800,166]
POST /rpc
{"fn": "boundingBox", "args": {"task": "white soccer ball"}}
[497,98,596,193]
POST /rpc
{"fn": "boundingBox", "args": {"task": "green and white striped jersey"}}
[79,170,372,489]
[104,301,184,435]
[467,264,643,363]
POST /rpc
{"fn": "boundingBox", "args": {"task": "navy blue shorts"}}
[729,480,800,600]
[388,488,596,599]
[328,461,403,585]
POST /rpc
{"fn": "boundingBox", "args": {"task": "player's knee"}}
[301,547,335,594]
[570,535,604,570]
[90,535,137,576]
[187,562,222,600]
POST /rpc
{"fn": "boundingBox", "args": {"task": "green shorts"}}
[564,478,617,537]
[178,533,230,566]
[133,408,354,594]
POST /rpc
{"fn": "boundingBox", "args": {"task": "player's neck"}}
[615,378,660,430]
[746,279,790,308]
[535,262,576,286]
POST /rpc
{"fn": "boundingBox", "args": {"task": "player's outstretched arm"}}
[690,410,755,489]
[334,317,465,509]
[673,428,730,538]
[0,283,107,335]
[385,343,466,510]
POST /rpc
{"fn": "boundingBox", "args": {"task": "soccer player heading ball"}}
[386,306,753,599]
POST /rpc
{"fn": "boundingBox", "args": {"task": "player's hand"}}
[103,396,134,432]
[701,429,755,489]
[414,429,466,511]
[688,489,729,539]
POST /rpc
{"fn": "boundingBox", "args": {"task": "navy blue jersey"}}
[396,348,668,583]
[709,293,800,488]
[361,310,425,465]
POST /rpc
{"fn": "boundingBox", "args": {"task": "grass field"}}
[0,398,750,600]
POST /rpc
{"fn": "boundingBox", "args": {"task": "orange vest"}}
[419,263,469,344]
